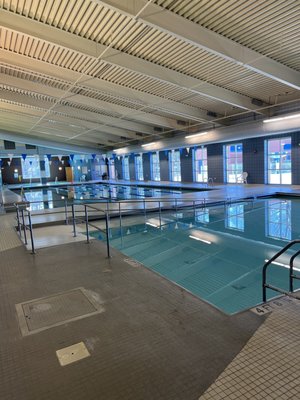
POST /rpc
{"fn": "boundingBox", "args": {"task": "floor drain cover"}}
[16,287,104,336]
[56,342,90,366]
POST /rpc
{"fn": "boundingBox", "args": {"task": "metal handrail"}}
[84,204,110,258]
[15,205,35,254]
[14,194,252,260]
[262,239,300,302]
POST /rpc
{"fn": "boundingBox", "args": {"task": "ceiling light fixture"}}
[263,113,300,123]
[141,142,155,147]
[185,132,208,139]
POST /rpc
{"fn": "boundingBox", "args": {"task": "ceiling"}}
[0,0,299,151]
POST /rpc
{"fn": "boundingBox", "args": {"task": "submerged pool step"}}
[121,237,179,262]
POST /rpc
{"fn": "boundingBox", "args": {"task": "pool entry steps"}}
[14,195,300,315]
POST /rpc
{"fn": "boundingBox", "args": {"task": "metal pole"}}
[175,199,178,213]
[21,209,28,245]
[85,205,89,243]
[159,201,162,229]
[16,206,21,236]
[143,199,146,222]
[289,250,300,292]
[27,210,35,254]
[64,199,68,225]
[105,211,111,258]
[119,202,122,232]
[193,200,196,220]
[72,204,77,237]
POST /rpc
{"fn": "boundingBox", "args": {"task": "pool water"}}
[93,197,300,314]
[18,183,196,210]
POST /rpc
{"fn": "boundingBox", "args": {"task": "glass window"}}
[122,157,130,180]
[193,146,208,182]
[169,150,181,182]
[224,144,243,183]
[135,154,144,181]
[150,152,160,181]
[266,199,291,240]
[266,137,291,184]
[108,159,115,179]
[225,204,244,231]
[21,155,50,179]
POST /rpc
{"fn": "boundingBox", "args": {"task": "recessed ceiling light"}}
[185,132,208,139]
[263,113,300,123]
[141,142,155,147]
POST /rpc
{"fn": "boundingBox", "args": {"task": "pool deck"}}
[1,184,300,399]
[5,181,300,227]
[0,212,262,400]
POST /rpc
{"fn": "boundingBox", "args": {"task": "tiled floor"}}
[24,224,93,250]
[1,182,300,399]
[0,210,262,400]
[199,297,300,400]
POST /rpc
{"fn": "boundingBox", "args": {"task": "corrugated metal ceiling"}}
[0,0,299,149]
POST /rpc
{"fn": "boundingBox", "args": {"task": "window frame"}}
[135,154,144,181]
[265,137,291,185]
[122,156,130,180]
[169,149,181,182]
[150,152,161,181]
[193,146,208,182]
[224,143,243,183]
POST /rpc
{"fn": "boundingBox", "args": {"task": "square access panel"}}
[16,287,104,336]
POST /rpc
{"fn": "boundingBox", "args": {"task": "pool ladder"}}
[262,239,300,302]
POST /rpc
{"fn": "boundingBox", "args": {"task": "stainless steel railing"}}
[14,195,250,259]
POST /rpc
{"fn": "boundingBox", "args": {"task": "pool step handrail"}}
[262,239,300,302]
[15,204,35,254]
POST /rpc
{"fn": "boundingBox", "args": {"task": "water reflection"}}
[225,203,245,231]
[25,190,53,211]
[195,208,209,223]
[266,199,291,240]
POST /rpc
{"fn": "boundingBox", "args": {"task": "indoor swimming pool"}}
[17,183,198,210]
[93,196,300,314]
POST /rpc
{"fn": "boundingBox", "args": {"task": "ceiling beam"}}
[0,79,146,140]
[0,129,98,153]
[0,10,264,113]
[100,0,300,91]
[0,74,188,130]
[0,57,211,124]
[0,88,155,135]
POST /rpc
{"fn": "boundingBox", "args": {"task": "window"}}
[150,152,160,181]
[25,144,36,149]
[108,159,115,179]
[4,140,15,150]
[169,150,181,182]
[21,155,50,179]
[122,157,130,180]
[135,154,144,180]
[193,146,208,182]
[266,199,291,241]
[266,137,291,184]
[224,143,243,183]
[225,204,244,231]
